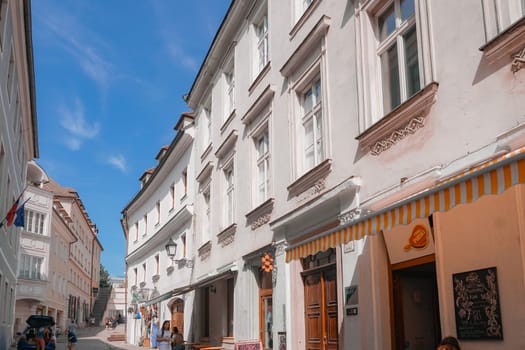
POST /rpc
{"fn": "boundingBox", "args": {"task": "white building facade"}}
[123,113,196,347]
[124,0,525,349]
[0,0,37,348]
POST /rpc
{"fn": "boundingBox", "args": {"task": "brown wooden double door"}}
[303,266,338,350]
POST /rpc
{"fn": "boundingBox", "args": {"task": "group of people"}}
[151,319,184,350]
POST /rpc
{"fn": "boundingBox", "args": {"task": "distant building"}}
[0,0,38,348]
[104,276,126,322]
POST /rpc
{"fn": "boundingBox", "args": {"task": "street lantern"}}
[165,238,177,259]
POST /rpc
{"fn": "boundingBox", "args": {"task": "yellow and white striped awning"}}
[285,147,525,262]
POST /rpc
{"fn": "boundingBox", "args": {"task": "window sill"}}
[287,159,332,198]
[245,198,274,230]
[356,82,439,156]
[249,61,271,95]
[198,240,212,260]
[196,161,214,184]
[217,223,237,247]
[289,0,322,40]
[200,143,213,161]
[480,16,525,71]
[220,109,236,134]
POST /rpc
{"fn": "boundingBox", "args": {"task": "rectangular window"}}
[181,234,187,258]
[134,268,138,286]
[25,210,46,235]
[142,263,146,282]
[156,201,161,224]
[256,129,270,204]
[19,254,43,280]
[377,0,420,113]
[202,188,211,243]
[134,222,139,241]
[7,50,14,102]
[224,165,234,226]
[182,169,188,197]
[224,60,235,117]
[302,79,323,171]
[254,11,269,72]
[170,184,175,209]
[484,0,525,38]
[143,215,147,236]
[155,255,159,275]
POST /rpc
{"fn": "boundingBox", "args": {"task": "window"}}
[377,0,419,113]
[253,3,269,75]
[301,79,324,171]
[202,187,211,244]
[143,214,147,236]
[134,267,138,286]
[155,255,159,275]
[224,59,235,118]
[25,209,46,235]
[156,201,161,225]
[142,263,146,282]
[0,0,7,51]
[7,50,14,102]
[170,184,175,209]
[483,0,525,39]
[181,234,187,258]
[182,169,188,197]
[224,165,234,226]
[227,278,234,337]
[19,254,44,280]
[255,128,270,204]
[200,102,212,153]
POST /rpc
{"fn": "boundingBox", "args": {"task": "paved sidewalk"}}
[67,323,142,350]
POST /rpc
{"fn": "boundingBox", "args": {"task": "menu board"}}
[452,267,503,340]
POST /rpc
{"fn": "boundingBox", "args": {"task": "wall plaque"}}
[452,267,503,340]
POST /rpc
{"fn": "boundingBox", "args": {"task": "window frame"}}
[254,126,270,205]
[300,78,324,172]
[223,160,235,227]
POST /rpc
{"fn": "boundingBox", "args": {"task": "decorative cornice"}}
[245,198,275,230]
[281,15,331,77]
[198,241,212,260]
[287,159,332,198]
[274,241,288,257]
[242,84,275,125]
[217,223,237,247]
[357,82,438,155]
[196,161,214,184]
[370,116,425,155]
[215,129,238,160]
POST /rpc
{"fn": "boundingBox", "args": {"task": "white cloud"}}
[36,6,114,89]
[58,98,100,150]
[107,154,127,173]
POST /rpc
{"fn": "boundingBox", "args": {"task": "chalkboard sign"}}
[452,267,503,340]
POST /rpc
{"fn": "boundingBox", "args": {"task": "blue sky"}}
[31,1,231,277]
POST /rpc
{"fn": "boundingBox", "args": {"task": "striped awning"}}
[285,146,525,262]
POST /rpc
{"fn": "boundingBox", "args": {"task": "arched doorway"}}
[170,298,184,334]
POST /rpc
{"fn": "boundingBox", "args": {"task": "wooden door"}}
[304,267,338,350]
[170,299,184,335]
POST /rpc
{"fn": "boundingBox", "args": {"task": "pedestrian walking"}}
[156,320,171,350]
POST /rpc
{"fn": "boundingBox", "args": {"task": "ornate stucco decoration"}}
[217,223,237,247]
[370,116,425,155]
[198,241,212,261]
[287,159,332,198]
[356,82,438,156]
[339,208,363,225]
[245,198,274,230]
[511,47,525,73]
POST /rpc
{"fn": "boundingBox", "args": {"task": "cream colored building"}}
[122,0,525,349]
[0,0,37,348]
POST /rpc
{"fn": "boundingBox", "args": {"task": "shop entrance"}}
[302,249,338,350]
[391,257,441,350]
[170,299,184,335]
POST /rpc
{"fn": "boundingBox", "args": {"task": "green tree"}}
[99,264,111,288]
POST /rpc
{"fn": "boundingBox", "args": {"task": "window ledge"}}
[242,84,275,125]
[289,0,322,40]
[480,17,525,70]
[198,240,212,260]
[356,82,439,156]
[288,159,332,198]
[200,143,213,161]
[215,129,238,160]
[245,198,275,230]
[196,161,214,184]
[249,61,271,95]
[217,223,237,247]
[220,109,236,134]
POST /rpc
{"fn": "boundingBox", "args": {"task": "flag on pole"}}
[5,199,19,226]
[13,202,26,228]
